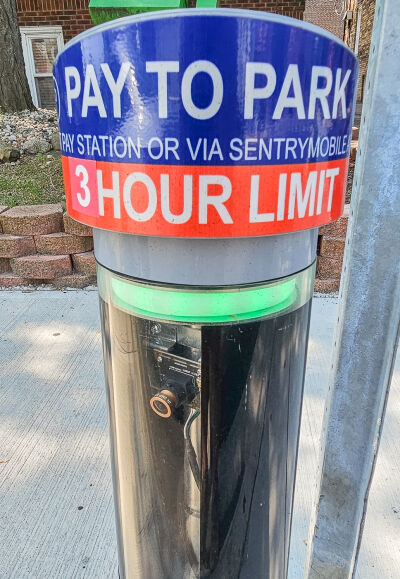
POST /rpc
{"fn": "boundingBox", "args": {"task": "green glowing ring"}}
[106,270,310,323]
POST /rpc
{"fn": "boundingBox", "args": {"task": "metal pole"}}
[305,0,400,576]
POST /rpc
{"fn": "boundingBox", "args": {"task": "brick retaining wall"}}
[0,203,349,292]
[0,204,96,288]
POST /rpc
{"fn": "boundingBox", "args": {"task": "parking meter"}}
[53,10,357,578]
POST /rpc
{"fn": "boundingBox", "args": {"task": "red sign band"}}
[62,156,348,238]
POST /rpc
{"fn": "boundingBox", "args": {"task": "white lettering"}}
[198,175,233,224]
[208,138,223,161]
[326,167,340,211]
[101,62,131,118]
[288,171,318,219]
[148,137,164,160]
[146,61,179,118]
[181,61,223,120]
[277,174,287,221]
[187,138,203,161]
[273,64,305,120]
[229,138,243,161]
[82,64,106,118]
[160,175,192,224]
[123,173,157,221]
[75,165,90,207]
[65,66,81,117]
[114,136,127,158]
[308,66,333,119]
[249,175,275,222]
[332,68,351,119]
[316,170,326,215]
[165,138,180,160]
[244,62,276,120]
[97,170,120,218]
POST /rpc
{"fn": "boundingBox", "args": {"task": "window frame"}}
[20,26,64,108]
[354,5,362,56]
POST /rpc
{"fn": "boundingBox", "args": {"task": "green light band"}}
[98,263,315,324]
[111,277,295,322]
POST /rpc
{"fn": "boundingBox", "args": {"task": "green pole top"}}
[195,0,218,6]
[89,0,219,25]
[89,0,188,25]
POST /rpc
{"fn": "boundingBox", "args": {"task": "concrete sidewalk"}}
[0,291,399,578]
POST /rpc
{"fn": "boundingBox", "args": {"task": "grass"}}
[0,153,65,207]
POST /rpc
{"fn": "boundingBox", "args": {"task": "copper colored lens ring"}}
[150,390,177,418]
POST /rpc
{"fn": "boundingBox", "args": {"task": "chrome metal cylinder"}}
[98,264,314,578]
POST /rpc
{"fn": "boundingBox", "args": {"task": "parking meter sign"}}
[54,9,358,238]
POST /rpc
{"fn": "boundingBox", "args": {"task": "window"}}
[20,27,64,109]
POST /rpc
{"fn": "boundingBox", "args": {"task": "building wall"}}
[17,0,92,43]
[344,0,375,102]
[356,0,375,101]
[343,0,357,49]
[303,0,344,38]
[16,1,306,108]
[17,0,306,42]
[220,0,305,19]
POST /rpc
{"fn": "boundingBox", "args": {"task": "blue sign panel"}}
[53,10,358,237]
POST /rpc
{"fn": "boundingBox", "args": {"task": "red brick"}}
[11,254,72,279]
[0,272,30,288]
[314,278,340,293]
[319,205,349,238]
[303,0,344,38]
[319,237,346,260]
[72,251,96,276]
[63,213,93,237]
[0,235,36,258]
[0,204,63,236]
[35,232,93,255]
[316,256,343,280]
[350,141,358,161]
[0,258,10,273]
[52,274,97,289]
